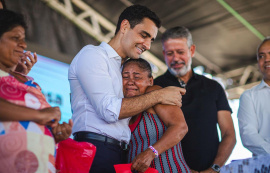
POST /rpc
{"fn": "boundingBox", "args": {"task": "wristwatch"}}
[211,164,221,172]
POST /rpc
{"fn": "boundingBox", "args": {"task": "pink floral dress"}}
[0,70,56,173]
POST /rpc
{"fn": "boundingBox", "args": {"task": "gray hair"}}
[257,36,270,60]
[161,26,193,48]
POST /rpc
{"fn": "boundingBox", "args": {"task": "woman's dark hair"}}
[122,58,153,78]
[0,9,27,38]
[115,5,161,35]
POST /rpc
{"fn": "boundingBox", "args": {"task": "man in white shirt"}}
[238,37,270,156]
[68,5,185,173]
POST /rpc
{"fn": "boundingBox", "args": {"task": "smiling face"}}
[163,38,195,77]
[120,18,158,59]
[122,62,153,98]
[257,40,270,84]
[0,26,27,70]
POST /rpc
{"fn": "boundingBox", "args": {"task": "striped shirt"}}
[128,112,191,173]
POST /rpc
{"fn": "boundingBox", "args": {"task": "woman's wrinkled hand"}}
[131,148,156,173]
[15,51,37,75]
[52,119,73,143]
[36,106,61,128]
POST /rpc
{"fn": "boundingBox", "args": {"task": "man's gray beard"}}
[168,58,192,77]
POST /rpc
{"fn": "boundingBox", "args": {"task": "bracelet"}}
[149,146,158,158]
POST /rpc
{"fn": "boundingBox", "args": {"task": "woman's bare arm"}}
[131,85,188,172]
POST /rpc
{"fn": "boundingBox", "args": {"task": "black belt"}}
[73,131,128,151]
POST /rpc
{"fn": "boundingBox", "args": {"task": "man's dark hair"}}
[0,0,6,9]
[122,58,153,78]
[162,26,193,48]
[115,5,161,35]
[0,9,27,38]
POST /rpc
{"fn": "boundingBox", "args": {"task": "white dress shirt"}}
[238,80,270,156]
[68,42,130,143]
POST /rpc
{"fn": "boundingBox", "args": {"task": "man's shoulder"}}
[193,74,229,97]
[69,44,108,73]
[154,73,167,82]
[241,82,261,97]
[73,44,108,63]
[154,71,177,87]
[239,84,261,108]
[196,73,217,83]
[193,73,221,87]
[205,74,227,87]
[154,76,165,87]
[80,44,107,55]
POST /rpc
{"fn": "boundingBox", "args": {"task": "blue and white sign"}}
[28,54,72,123]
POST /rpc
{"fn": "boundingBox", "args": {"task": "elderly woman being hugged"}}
[122,58,191,173]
